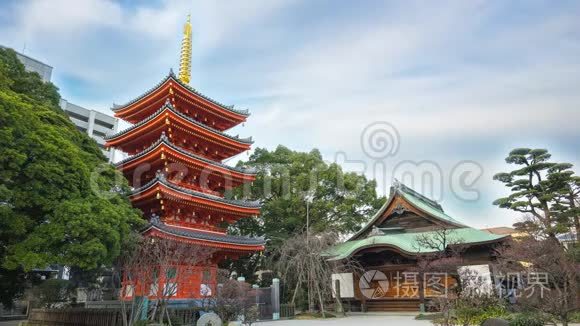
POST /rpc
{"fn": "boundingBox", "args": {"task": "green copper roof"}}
[329,181,509,261]
[326,228,507,261]
[350,181,465,240]
[397,184,465,227]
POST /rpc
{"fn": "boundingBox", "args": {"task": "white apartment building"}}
[1,45,53,82]
[2,45,119,161]
[60,99,118,161]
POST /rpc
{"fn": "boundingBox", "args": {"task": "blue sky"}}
[1,0,579,228]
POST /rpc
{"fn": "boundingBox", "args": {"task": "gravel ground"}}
[258,313,432,326]
[257,314,580,326]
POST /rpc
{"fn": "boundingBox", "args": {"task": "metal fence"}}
[249,277,291,320]
[27,308,196,326]
[1,302,29,318]
[26,278,294,325]
[28,308,125,326]
[253,286,273,320]
[280,304,295,318]
[28,304,292,326]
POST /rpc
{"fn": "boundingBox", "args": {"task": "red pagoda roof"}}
[111,70,249,128]
[130,172,261,216]
[143,215,264,251]
[105,101,252,158]
[110,21,263,292]
[116,132,256,187]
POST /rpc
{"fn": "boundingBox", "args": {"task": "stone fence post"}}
[271,278,280,320]
[334,279,344,316]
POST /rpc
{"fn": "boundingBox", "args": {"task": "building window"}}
[65,110,89,122]
[124,284,134,297]
[166,267,177,279]
[149,283,159,296]
[153,268,158,281]
[202,270,211,282]
[165,282,178,297]
[200,284,212,297]
[93,130,107,138]
[94,119,114,129]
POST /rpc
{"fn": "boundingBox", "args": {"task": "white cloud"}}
[13,0,122,35]
[189,0,297,55]
[0,0,295,96]
[238,1,580,153]
[1,0,579,229]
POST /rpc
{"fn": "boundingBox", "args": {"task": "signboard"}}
[458,264,493,295]
[331,273,355,298]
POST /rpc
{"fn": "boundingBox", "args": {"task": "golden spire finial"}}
[178,14,192,84]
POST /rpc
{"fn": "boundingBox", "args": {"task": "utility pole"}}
[305,193,313,312]
[306,199,310,247]
[305,192,313,246]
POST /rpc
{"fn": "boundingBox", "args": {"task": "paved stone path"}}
[0,320,24,326]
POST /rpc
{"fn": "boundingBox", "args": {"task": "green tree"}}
[493,148,577,239]
[551,165,580,241]
[30,279,74,308]
[222,146,384,281]
[0,48,142,305]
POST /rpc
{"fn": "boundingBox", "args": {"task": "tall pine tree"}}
[493,148,578,239]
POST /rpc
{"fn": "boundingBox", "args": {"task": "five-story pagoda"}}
[105,16,264,300]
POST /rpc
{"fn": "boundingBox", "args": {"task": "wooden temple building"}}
[105,16,264,302]
[327,181,509,312]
